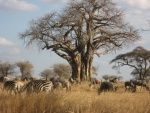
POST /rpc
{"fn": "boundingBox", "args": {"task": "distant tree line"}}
[40,63,71,80]
[0,60,99,80]
[0,61,33,78]
[102,74,123,81]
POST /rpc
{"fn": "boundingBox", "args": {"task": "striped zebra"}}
[20,80,53,94]
[89,78,102,90]
[3,80,24,94]
[63,79,71,92]
[53,81,63,92]
[98,82,118,95]
[50,77,71,92]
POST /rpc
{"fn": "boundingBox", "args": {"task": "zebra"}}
[3,80,24,94]
[131,79,149,90]
[68,77,81,85]
[98,82,118,95]
[63,79,71,92]
[20,80,53,94]
[53,81,63,92]
[50,77,71,92]
[89,78,102,90]
[0,76,15,83]
[108,77,119,83]
[124,81,136,92]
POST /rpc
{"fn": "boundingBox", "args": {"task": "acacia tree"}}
[110,46,150,80]
[131,68,150,79]
[53,63,71,79]
[40,68,54,80]
[0,61,15,77]
[19,0,140,81]
[102,74,122,81]
[102,74,110,81]
[16,61,33,78]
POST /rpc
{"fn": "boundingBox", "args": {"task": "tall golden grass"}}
[0,81,149,113]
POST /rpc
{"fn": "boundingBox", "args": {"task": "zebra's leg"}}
[125,87,126,92]
[69,86,71,92]
[14,88,19,95]
[140,85,143,91]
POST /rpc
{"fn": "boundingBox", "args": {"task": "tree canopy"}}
[102,74,123,81]
[0,61,15,77]
[16,61,34,78]
[53,63,71,78]
[110,46,150,79]
[131,68,150,79]
[40,68,54,80]
[40,63,71,80]
[19,0,140,81]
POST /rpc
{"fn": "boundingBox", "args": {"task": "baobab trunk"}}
[71,63,81,81]
[85,52,94,81]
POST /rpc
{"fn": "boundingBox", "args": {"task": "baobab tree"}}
[19,0,140,81]
[110,46,150,80]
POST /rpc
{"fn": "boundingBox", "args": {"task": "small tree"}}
[102,74,123,81]
[0,61,15,77]
[40,68,54,80]
[53,63,71,79]
[102,74,110,81]
[16,61,34,78]
[110,46,150,80]
[131,68,150,79]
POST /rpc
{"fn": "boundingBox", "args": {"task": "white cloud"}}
[0,0,38,11]
[0,37,21,61]
[0,37,14,46]
[125,0,150,9]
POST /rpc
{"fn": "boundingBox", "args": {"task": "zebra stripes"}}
[3,80,24,94]
[20,80,53,94]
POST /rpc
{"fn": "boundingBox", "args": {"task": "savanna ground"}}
[0,81,150,113]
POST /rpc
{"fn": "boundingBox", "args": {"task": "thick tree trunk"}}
[69,53,81,81]
[86,51,94,81]
[88,55,94,80]
[80,62,86,81]
[71,63,81,81]
[80,49,86,81]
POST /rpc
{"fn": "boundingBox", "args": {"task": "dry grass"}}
[0,82,150,113]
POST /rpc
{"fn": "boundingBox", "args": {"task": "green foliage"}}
[131,68,150,79]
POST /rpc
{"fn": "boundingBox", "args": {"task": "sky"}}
[0,0,150,80]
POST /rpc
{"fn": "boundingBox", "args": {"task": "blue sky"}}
[0,0,150,80]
